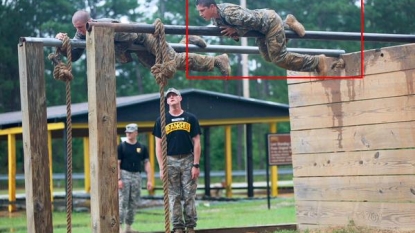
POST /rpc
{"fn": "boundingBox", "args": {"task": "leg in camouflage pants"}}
[119,170,142,227]
[167,154,198,231]
[137,33,215,72]
[113,31,230,76]
[256,10,319,72]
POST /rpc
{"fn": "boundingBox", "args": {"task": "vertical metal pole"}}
[241,0,249,95]
[203,127,211,197]
[225,126,233,198]
[246,124,254,197]
[8,134,16,212]
[265,134,271,210]
[240,0,251,200]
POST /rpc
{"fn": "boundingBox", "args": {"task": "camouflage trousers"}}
[167,154,198,230]
[138,33,215,71]
[114,32,215,72]
[255,11,319,72]
[119,170,142,225]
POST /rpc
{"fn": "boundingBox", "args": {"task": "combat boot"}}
[285,14,306,37]
[316,54,327,76]
[187,228,195,233]
[214,54,231,76]
[180,35,207,48]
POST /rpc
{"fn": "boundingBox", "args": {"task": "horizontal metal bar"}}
[20,37,345,57]
[86,22,415,43]
[164,44,345,57]
[19,37,86,47]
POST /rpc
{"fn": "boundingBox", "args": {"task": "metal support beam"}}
[20,37,345,57]
[86,22,415,43]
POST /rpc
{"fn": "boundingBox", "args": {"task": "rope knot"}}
[153,18,164,38]
[151,61,176,85]
[151,18,176,86]
[48,34,73,82]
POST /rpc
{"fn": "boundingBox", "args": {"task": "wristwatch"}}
[192,164,200,169]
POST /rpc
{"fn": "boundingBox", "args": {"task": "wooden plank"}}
[363,43,415,75]
[298,223,411,232]
[294,175,415,202]
[290,95,415,130]
[287,51,362,83]
[296,201,415,231]
[87,26,119,233]
[292,149,415,177]
[288,43,415,85]
[291,121,415,154]
[288,69,415,108]
[18,42,53,232]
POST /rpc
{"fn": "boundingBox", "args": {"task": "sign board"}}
[267,134,292,165]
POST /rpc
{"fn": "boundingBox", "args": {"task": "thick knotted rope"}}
[151,18,176,233]
[48,34,73,233]
[151,19,176,85]
[48,35,74,82]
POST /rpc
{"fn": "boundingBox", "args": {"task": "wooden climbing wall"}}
[287,43,415,231]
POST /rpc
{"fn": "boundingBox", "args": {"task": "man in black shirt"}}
[153,88,201,233]
[118,123,153,233]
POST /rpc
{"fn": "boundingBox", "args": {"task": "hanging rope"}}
[47,35,73,233]
[151,18,176,233]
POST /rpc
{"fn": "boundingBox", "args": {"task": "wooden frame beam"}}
[18,41,53,232]
[86,25,119,233]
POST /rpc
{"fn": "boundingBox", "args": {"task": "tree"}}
[1,0,413,174]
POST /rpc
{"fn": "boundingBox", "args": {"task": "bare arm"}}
[118,160,121,179]
[55,32,85,62]
[154,136,164,179]
[118,160,123,189]
[144,160,153,190]
[192,134,201,179]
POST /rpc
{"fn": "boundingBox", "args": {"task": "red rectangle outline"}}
[185,0,365,80]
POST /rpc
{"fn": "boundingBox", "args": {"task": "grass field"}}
[0,197,296,233]
[1,196,406,233]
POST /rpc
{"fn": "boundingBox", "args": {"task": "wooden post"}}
[269,122,278,197]
[18,41,53,232]
[147,132,155,196]
[8,133,16,212]
[83,137,90,193]
[87,26,119,233]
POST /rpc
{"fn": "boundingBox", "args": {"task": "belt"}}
[168,153,192,159]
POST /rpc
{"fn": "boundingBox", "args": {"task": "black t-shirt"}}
[152,111,201,155]
[117,141,149,172]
